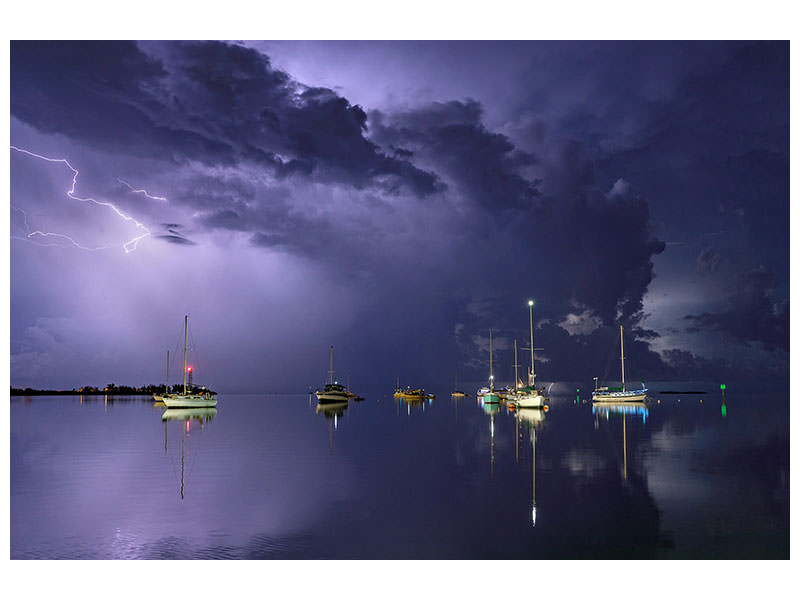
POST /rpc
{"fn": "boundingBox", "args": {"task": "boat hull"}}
[316,391,350,402]
[480,392,501,403]
[162,394,217,408]
[592,389,648,402]
[514,393,545,408]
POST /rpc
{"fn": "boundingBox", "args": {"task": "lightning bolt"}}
[117,178,168,202]
[10,145,153,253]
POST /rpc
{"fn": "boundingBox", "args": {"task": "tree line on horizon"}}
[10,383,214,396]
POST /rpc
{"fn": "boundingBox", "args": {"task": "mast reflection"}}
[316,400,348,454]
[517,407,546,526]
[161,407,217,500]
[481,398,500,479]
[591,401,648,481]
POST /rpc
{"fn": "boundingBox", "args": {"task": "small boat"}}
[592,325,648,402]
[162,315,217,409]
[315,345,349,403]
[478,328,501,403]
[396,388,427,401]
[451,373,466,398]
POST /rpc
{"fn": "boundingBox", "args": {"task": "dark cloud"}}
[8,41,788,388]
[369,99,539,212]
[155,234,196,246]
[10,40,441,197]
[685,267,788,352]
[696,247,721,273]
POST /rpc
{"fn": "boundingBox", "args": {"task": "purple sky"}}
[9,41,789,392]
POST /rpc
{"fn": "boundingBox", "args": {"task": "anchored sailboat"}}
[451,372,466,398]
[478,328,501,403]
[514,300,545,408]
[162,315,217,409]
[592,325,648,402]
[315,345,349,402]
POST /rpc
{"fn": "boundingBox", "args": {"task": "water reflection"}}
[396,394,432,417]
[9,383,789,559]
[161,407,217,500]
[592,401,647,481]
[517,407,546,526]
[315,400,348,454]
[480,398,501,478]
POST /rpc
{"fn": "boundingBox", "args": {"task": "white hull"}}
[514,393,545,408]
[592,389,647,402]
[162,394,217,408]
[316,390,349,402]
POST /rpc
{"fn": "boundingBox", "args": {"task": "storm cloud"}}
[9,41,789,389]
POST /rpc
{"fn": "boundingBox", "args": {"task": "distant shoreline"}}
[10,387,215,396]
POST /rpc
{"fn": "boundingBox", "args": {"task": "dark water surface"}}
[10,381,789,559]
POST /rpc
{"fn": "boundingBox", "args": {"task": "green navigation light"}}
[720,384,726,390]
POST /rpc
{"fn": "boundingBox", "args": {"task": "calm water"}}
[10,381,789,559]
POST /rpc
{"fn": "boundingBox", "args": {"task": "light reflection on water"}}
[10,381,788,559]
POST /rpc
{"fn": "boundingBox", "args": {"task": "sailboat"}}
[162,315,217,409]
[153,350,169,403]
[592,325,648,402]
[315,345,349,402]
[514,300,545,408]
[451,372,466,398]
[478,328,501,403]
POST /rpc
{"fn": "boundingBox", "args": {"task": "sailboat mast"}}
[489,328,494,392]
[620,324,625,392]
[328,345,334,385]
[528,300,535,386]
[183,315,188,395]
[514,339,519,392]
[166,350,169,394]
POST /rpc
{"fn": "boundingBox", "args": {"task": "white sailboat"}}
[514,300,545,408]
[478,328,500,403]
[162,315,217,409]
[592,325,648,402]
[315,345,349,402]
